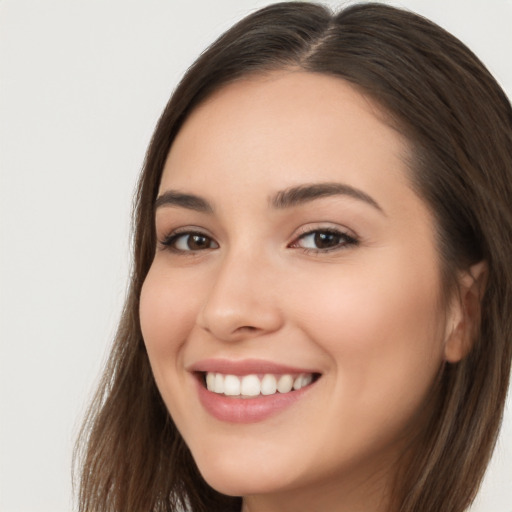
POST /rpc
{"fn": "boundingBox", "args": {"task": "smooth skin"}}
[140,71,484,512]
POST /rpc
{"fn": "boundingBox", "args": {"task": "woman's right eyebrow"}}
[154,190,214,213]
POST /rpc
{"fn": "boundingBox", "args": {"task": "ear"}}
[444,261,488,363]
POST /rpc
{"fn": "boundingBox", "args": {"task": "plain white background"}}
[1,1,511,511]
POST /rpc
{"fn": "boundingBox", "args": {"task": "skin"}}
[139,71,474,512]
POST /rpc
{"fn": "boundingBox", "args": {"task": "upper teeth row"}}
[206,372,313,397]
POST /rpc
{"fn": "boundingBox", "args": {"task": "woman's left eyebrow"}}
[270,182,385,215]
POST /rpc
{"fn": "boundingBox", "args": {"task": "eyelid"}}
[288,224,359,253]
[292,222,357,239]
[158,226,219,253]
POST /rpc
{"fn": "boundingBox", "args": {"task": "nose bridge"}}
[198,242,282,341]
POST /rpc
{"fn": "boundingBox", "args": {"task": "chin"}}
[193,450,299,497]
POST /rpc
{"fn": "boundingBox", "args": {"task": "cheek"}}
[139,262,198,379]
[291,253,446,420]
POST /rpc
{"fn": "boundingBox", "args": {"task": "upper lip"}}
[188,358,320,376]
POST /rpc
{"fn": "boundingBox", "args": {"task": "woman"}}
[76,2,512,511]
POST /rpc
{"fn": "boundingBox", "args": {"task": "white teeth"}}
[240,374,260,396]
[205,372,315,397]
[206,372,215,391]
[277,374,294,393]
[302,374,313,387]
[224,375,240,396]
[260,374,277,395]
[214,373,224,394]
[294,374,313,390]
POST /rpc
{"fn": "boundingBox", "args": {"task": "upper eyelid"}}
[158,225,215,239]
[293,228,357,242]
[291,223,358,240]
[158,226,217,247]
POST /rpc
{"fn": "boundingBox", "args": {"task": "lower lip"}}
[195,377,316,424]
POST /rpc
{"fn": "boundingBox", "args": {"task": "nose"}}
[197,249,284,342]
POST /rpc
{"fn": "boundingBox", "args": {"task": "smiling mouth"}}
[200,372,320,398]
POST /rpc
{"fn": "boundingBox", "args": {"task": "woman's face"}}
[140,72,461,507]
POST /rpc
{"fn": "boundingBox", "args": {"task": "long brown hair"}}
[75,3,512,511]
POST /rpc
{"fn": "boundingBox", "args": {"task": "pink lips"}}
[188,357,319,376]
[189,358,319,424]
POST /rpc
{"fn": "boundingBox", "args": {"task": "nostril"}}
[239,326,257,332]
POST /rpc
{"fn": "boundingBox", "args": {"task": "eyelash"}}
[291,228,359,253]
[160,230,219,254]
[159,227,359,255]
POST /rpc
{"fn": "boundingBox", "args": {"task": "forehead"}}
[160,71,420,221]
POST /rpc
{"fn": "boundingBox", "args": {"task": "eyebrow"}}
[270,182,385,214]
[154,182,384,215]
[154,190,214,213]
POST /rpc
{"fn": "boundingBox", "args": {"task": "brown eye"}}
[294,229,358,252]
[312,232,342,249]
[186,234,212,250]
[162,232,219,252]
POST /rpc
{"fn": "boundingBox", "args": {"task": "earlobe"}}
[444,261,488,363]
